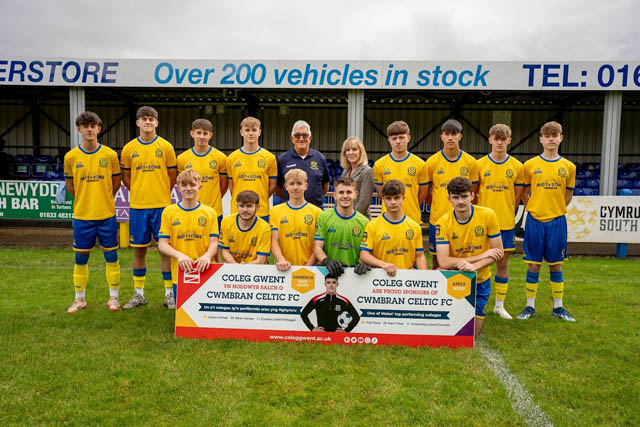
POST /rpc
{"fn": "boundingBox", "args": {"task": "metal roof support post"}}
[69,87,85,148]
[347,89,364,139]
[599,91,622,196]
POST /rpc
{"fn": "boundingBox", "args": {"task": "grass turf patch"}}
[0,247,520,425]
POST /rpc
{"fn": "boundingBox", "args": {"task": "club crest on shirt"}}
[407,166,416,176]
[352,226,362,237]
[209,160,217,170]
[460,166,469,177]
[99,158,108,168]
[506,168,514,178]
[155,148,163,158]
[303,214,313,225]
[257,159,266,169]
[310,161,319,170]
[198,216,207,227]
[251,236,258,246]
[474,226,485,237]
[557,167,567,177]
[405,229,415,240]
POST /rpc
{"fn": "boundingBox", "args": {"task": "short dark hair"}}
[75,111,102,127]
[192,118,213,132]
[441,119,462,134]
[333,176,356,188]
[381,179,405,197]
[325,273,339,281]
[136,106,158,119]
[236,190,259,205]
[447,177,473,195]
[386,121,410,137]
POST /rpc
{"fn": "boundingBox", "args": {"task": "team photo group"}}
[64,105,576,336]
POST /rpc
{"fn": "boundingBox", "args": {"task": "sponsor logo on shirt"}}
[534,168,542,174]
[383,168,391,175]
[172,218,181,226]
[328,225,337,233]
[185,162,192,169]
[234,161,242,168]
[484,170,491,177]
[132,152,139,159]
[280,217,289,224]
[437,168,444,175]
[381,233,390,241]
[75,161,84,169]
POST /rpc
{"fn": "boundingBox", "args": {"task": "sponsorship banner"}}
[0,180,73,220]
[1,58,640,90]
[175,264,476,348]
[114,185,182,222]
[566,196,640,243]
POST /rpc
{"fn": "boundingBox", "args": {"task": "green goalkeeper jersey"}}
[314,208,369,267]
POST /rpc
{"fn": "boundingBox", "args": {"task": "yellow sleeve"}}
[487,210,501,238]
[110,150,121,176]
[63,151,73,178]
[209,209,219,237]
[361,221,375,251]
[435,217,449,245]
[120,144,131,170]
[515,162,525,185]
[218,151,228,175]
[158,207,172,239]
[177,153,185,173]
[469,157,479,184]
[567,162,576,189]
[164,142,177,169]
[425,156,434,184]
[226,155,234,181]
[523,162,531,186]
[418,161,429,185]
[267,154,277,179]
[257,222,271,255]
[414,223,424,251]
[373,160,383,185]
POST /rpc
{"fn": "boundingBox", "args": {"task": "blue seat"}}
[31,155,53,178]
[43,170,64,181]
[624,163,640,172]
[574,178,584,188]
[334,166,344,177]
[585,179,599,189]
[574,188,585,196]
[632,180,640,189]
[617,189,632,196]
[582,162,600,172]
[11,154,33,178]
[581,188,598,195]
[617,179,632,189]
[576,170,593,180]
[619,171,638,180]
[630,189,640,195]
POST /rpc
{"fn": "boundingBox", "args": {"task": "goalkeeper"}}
[300,274,360,332]
[313,176,371,277]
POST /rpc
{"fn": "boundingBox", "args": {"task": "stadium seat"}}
[31,155,53,178]
[632,180,640,189]
[43,170,64,181]
[630,189,640,195]
[582,162,600,172]
[617,189,632,196]
[619,171,638,180]
[574,188,585,196]
[585,179,599,189]
[576,170,593,180]
[574,178,584,188]
[581,188,598,195]
[624,162,640,172]
[617,179,632,189]
[11,154,33,178]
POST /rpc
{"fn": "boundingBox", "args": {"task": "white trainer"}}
[493,306,513,320]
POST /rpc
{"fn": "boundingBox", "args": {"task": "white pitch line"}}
[476,337,554,427]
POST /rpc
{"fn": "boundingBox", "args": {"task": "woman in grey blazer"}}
[340,137,374,218]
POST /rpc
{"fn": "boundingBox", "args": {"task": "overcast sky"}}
[0,0,638,60]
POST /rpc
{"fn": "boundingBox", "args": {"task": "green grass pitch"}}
[0,247,637,425]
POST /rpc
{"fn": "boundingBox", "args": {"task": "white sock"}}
[135,288,144,296]
[526,297,535,309]
[494,299,504,309]
[553,298,563,309]
[109,288,119,297]
[165,288,173,296]
[75,290,86,300]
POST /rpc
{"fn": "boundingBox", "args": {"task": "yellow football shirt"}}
[158,202,219,279]
[226,147,277,217]
[477,154,525,230]
[425,150,479,225]
[360,214,424,269]
[373,153,428,223]
[435,205,501,282]
[120,136,177,209]
[523,155,576,222]
[177,147,227,216]
[219,214,271,263]
[269,202,322,266]
[63,144,121,220]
